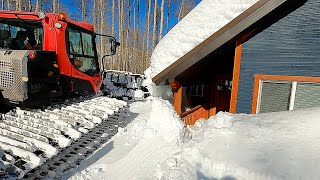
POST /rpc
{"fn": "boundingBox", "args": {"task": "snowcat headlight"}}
[55,22,63,29]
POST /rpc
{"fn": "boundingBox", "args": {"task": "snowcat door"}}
[66,25,101,93]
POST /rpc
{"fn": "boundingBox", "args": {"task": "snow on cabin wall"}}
[150,0,258,79]
[237,0,320,113]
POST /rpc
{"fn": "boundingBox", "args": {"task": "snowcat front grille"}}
[0,50,28,102]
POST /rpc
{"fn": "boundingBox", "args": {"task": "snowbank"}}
[158,109,320,179]
[68,100,320,180]
[150,0,258,78]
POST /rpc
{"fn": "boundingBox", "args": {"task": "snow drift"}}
[159,109,320,179]
[68,100,320,180]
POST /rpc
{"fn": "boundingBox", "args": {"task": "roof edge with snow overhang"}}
[152,0,288,85]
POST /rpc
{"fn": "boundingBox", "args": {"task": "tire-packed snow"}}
[0,96,127,179]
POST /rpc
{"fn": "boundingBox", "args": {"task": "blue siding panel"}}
[237,0,320,113]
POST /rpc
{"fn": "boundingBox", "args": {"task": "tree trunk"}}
[16,0,22,11]
[117,0,122,70]
[35,0,40,12]
[52,0,57,13]
[166,0,172,33]
[100,0,105,59]
[178,0,185,22]
[28,0,32,11]
[146,0,151,63]
[159,0,164,40]
[81,0,86,21]
[6,0,10,10]
[111,0,115,36]
[151,0,157,51]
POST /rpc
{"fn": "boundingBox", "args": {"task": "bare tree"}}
[52,0,58,13]
[81,0,86,21]
[117,0,122,70]
[151,0,157,51]
[6,0,10,10]
[166,0,173,33]
[178,0,185,21]
[35,0,41,12]
[100,0,105,57]
[159,0,165,40]
[146,0,151,60]
[28,0,32,11]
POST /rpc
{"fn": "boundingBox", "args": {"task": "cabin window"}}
[66,25,99,76]
[0,19,43,50]
[253,75,320,114]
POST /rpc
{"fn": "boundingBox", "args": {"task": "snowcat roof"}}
[0,11,94,32]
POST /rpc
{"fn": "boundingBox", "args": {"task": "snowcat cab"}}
[0,11,119,109]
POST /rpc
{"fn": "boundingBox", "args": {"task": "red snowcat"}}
[0,11,119,111]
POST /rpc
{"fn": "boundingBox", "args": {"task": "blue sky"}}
[58,0,201,36]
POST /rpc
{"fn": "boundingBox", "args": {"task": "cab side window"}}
[67,26,99,76]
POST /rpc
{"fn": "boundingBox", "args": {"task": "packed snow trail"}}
[0,96,128,179]
[65,98,184,180]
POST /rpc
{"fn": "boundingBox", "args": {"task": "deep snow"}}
[66,97,320,180]
[150,0,258,78]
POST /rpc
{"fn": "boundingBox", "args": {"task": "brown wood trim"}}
[229,42,243,113]
[254,74,320,83]
[181,105,202,117]
[152,0,287,85]
[251,74,320,114]
[173,86,183,115]
[181,106,208,125]
[209,107,216,117]
[251,77,261,114]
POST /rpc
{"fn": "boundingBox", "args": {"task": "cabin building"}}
[152,0,320,125]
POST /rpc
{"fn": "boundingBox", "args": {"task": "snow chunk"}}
[206,111,238,128]
[147,98,184,143]
[150,0,258,78]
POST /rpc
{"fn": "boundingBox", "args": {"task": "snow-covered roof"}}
[151,0,287,85]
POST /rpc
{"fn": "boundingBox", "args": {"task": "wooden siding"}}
[237,0,320,113]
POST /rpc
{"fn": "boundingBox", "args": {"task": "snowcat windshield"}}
[0,18,43,50]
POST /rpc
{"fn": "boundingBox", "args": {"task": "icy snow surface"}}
[150,0,258,78]
[66,98,320,180]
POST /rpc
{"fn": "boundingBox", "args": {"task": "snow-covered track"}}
[0,96,129,179]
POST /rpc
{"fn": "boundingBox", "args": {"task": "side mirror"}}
[105,37,120,56]
[95,33,120,71]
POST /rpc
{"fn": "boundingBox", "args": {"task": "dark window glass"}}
[67,26,98,76]
[0,19,43,50]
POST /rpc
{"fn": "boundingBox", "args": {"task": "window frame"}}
[66,23,99,76]
[252,74,320,114]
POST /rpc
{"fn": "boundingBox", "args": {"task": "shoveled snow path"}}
[103,137,176,180]
[66,99,181,180]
